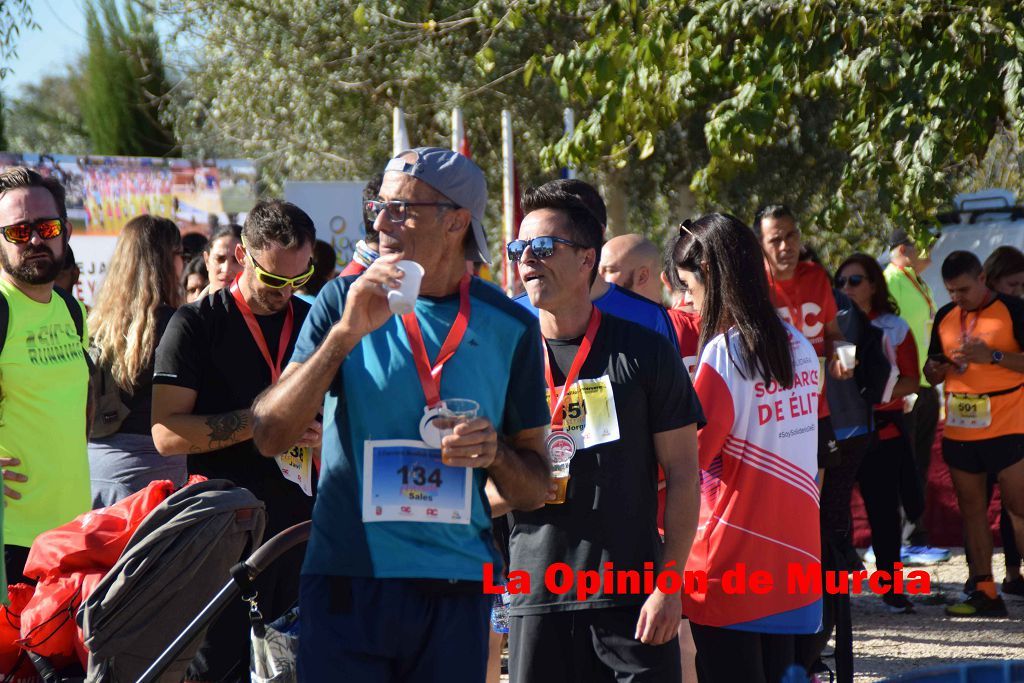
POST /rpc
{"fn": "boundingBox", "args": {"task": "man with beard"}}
[0,167,91,586]
[598,234,665,304]
[152,199,322,681]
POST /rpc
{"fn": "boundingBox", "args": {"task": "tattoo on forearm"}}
[206,411,248,449]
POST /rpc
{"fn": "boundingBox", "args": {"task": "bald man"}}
[598,234,665,304]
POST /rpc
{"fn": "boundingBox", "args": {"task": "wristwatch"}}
[991,350,1004,365]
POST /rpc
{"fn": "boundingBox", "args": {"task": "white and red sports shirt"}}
[682,322,822,633]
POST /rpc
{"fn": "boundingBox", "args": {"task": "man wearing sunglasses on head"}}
[152,199,321,682]
[498,180,703,683]
[252,148,551,683]
[0,167,91,589]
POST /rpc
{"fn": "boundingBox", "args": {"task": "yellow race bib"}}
[946,394,992,429]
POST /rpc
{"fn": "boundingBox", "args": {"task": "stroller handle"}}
[244,519,312,576]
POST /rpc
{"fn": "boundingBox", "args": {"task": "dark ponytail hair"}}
[671,213,794,387]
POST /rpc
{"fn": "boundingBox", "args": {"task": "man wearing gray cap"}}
[253,147,551,682]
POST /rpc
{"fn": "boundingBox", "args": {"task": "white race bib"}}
[546,375,620,450]
[361,439,472,524]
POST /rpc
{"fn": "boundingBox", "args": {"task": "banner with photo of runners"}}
[0,153,259,306]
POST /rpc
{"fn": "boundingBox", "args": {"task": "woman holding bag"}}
[87,215,187,508]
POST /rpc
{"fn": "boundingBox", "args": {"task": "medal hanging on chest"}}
[419,406,446,448]
[402,274,472,446]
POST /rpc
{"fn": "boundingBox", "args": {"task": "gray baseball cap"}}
[385,147,491,263]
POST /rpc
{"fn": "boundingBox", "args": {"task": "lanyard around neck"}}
[543,306,602,429]
[230,276,294,382]
[401,274,472,408]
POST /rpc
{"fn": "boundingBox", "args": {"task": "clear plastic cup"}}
[437,398,479,463]
[547,435,574,505]
[835,342,856,371]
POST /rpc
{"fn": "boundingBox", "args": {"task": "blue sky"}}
[3,0,179,98]
[4,0,88,96]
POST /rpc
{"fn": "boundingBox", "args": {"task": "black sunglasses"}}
[506,236,582,262]
[835,274,866,288]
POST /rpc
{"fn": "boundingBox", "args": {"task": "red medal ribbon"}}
[402,274,472,408]
[230,275,294,382]
[898,265,936,318]
[959,290,994,344]
[544,306,602,429]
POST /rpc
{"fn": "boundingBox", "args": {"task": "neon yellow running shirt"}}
[0,277,90,548]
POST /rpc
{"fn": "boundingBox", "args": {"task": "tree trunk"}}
[601,166,630,236]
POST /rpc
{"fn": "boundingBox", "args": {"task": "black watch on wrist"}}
[991,350,1004,365]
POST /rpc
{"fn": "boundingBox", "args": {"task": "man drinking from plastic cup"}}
[252,148,551,683]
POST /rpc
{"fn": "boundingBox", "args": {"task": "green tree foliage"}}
[5,69,91,153]
[159,0,590,238]
[162,1,1024,265]
[539,0,1024,258]
[80,0,175,156]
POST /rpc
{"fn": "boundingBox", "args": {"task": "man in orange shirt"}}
[754,205,852,477]
[926,250,1024,617]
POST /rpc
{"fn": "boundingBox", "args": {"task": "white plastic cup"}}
[387,260,425,315]
[835,342,857,372]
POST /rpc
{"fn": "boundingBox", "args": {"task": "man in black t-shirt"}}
[495,180,704,683]
[152,199,321,682]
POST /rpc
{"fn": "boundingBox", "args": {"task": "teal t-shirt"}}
[292,276,549,580]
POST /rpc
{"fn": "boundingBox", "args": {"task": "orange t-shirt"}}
[767,261,838,418]
[929,293,1024,441]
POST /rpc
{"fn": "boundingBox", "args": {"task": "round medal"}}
[545,430,576,463]
[419,406,445,449]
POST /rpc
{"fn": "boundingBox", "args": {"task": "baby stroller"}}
[6,477,306,683]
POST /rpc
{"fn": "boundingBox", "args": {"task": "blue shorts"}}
[298,574,491,683]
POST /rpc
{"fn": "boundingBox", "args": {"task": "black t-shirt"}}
[508,313,704,615]
[153,288,313,533]
[120,304,176,435]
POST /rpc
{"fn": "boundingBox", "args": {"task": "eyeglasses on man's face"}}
[365,199,459,225]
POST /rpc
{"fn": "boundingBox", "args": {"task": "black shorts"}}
[818,417,841,470]
[942,434,1024,475]
[508,605,680,683]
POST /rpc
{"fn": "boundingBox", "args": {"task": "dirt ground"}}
[499,549,1024,682]
[847,549,1023,681]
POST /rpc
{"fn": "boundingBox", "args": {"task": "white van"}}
[921,189,1024,308]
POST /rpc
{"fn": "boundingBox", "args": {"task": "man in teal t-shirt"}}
[883,228,949,562]
[252,148,551,683]
[0,168,91,587]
